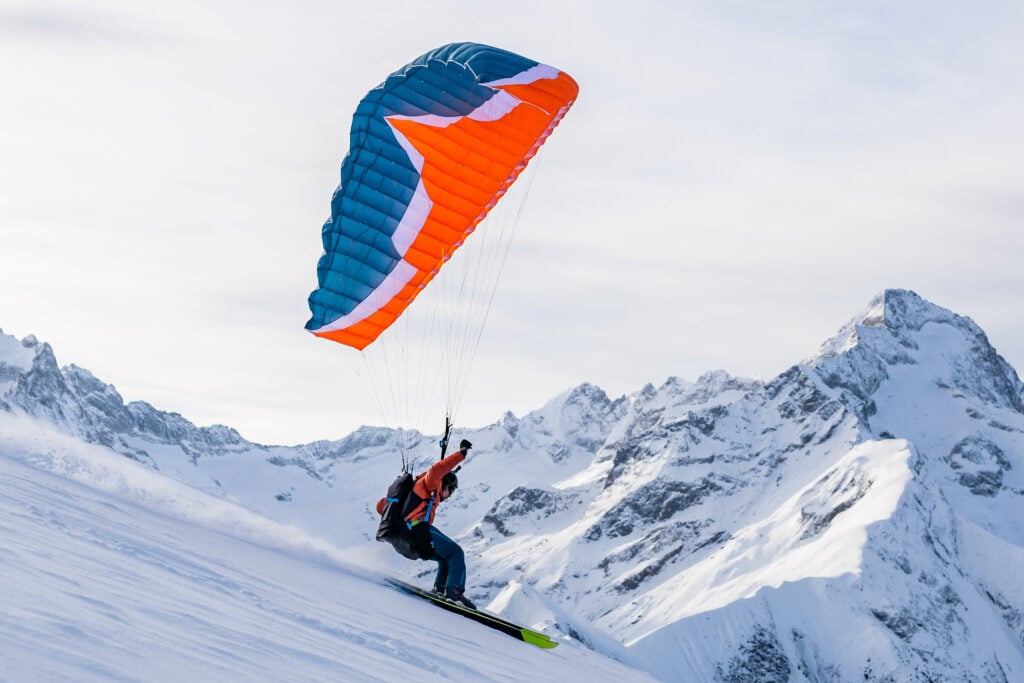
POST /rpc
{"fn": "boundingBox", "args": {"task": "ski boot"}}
[444,587,477,610]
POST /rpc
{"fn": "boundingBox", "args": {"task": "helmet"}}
[441,471,459,493]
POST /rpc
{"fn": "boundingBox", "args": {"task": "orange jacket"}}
[375,450,465,525]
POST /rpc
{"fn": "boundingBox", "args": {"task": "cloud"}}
[0,4,172,47]
[3,1,1023,443]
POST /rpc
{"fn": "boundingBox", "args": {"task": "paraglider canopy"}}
[306,42,579,350]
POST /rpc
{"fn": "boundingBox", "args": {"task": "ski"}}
[385,578,558,649]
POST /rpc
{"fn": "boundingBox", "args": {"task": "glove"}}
[459,439,473,452]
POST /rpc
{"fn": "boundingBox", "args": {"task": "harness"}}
[400,422,456,529]
[403,475,436,528]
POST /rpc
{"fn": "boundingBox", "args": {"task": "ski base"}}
[385,578,558,649]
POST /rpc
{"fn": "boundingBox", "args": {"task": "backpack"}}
[375,471,430,560]
[376,471,414,542]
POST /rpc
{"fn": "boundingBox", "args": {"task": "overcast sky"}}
[2,1,1023,445]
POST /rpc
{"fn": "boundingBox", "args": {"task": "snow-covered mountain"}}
[2,288,1023,681]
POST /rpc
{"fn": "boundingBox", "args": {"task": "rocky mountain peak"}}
[810,289,1024,417]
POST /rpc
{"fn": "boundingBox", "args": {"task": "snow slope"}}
[0,419,654,682]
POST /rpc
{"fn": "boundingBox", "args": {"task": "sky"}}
[2,1,1023,445]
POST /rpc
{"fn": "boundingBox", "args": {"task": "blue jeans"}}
[428,526,466,593]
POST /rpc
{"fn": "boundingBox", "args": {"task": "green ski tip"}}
[521,629,559,649]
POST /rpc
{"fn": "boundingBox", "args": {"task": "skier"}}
[377,439,477,609]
